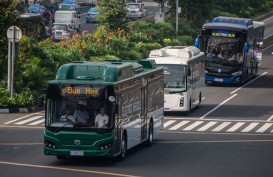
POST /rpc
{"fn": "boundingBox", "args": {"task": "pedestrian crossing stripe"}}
[164,119,273,134]
[4,115,273,134]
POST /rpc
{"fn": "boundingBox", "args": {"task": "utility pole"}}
[176,0,178,35]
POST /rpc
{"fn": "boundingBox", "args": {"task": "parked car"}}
[126,3,147,20]
[51,23,73,41]
[59,0,81,14]
[54,10,80,32]
[86,7,99,23]
[28,5,52,25]
[77,0,97,6]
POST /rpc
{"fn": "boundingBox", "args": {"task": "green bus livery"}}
[44,59,164,160]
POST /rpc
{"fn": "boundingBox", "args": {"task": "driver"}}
[60,108,75,122]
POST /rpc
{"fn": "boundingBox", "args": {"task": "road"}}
[1,3,273,177]
[1,38,273,177]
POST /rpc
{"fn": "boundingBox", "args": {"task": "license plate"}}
[214,78,223,82]
[70,151,84,156]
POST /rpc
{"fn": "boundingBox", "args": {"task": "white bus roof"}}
[148,46,204,65]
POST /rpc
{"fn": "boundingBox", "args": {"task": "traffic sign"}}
[7,26,22,42]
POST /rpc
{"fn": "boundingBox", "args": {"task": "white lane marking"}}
[200,94,237,119]
[4,111,44,124]
[168,121,189,130]
[183,121,203,131]
[267,115,273,121]
[15,116,43,125]
[264,41,273,51]
[164,117,272,123]
[197,122,217,131]
[164,120,176,128]
[227,122,245,132]
[28,119,44,126]
[230,72,267,94]
[212,122,231,132]
[241,123,259,133]
[256,123,273,133]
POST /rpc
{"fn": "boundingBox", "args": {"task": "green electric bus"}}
[44,59,164,160]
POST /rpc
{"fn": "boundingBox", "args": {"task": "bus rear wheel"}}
[146,121,154,146]
[118,133,127,160]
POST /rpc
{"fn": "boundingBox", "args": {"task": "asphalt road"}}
[1,3,273,177]
[1,37,273,177]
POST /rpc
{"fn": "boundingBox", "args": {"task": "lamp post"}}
[176,0,178,36]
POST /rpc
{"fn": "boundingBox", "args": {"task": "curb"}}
[0,106,44,113]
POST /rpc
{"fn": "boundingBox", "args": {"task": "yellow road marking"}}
[0,125,43,129]
[0,143,43,146]
[0,161,142,177]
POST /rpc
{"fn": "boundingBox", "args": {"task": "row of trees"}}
[0,0,273,108]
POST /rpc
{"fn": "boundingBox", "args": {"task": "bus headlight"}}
[45,141,56,149]
[179,97,184,107]
[98,142,112,150]
[231,71,243,76]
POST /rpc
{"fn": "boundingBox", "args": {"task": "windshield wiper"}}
[54,123,71,132]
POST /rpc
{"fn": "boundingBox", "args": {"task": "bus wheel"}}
[118,133,127,160]
[56,155,66,160]
[187,99,192,114]
[146,121,154,146]
[198,93,202,107]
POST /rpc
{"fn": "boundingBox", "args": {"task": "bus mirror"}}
[244,42,249,53]
[257,42,263,48]
[187,68,191,76]
[194,35,201,48]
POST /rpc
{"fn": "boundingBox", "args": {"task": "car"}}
[59,0,81,14]
[77,0,97,6]
[86,7,99,23]
[126,3,147,20]
[28,5,52,25]
[51,23,73,41]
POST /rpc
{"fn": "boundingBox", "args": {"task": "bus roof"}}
[148,46,204,65]
[50,59,161,85]
[203,23,247,31]
[212,16,253,27]
[253,21,265,29]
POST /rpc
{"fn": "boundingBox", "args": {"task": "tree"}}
[0,0,16,85]
[97,0,128,31]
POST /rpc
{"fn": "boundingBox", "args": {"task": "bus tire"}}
[56,155,66,160]
[187,99,192,114]
[118,133,127,161]
[198,93,202,107]
[146,121,154,146]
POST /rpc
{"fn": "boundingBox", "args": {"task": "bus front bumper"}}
[205,74,243,85]
[44,146,113,158]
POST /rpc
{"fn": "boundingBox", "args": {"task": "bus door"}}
[113,93,121,156]
[188,64,195,108]
[141,77,148,142]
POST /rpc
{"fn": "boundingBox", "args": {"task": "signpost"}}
[6,26,22,97]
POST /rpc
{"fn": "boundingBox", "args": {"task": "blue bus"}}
[195,16,264,85]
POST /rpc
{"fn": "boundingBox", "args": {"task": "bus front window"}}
[206,37,243,64]
[46,97,113,129]
[160,64,186,92]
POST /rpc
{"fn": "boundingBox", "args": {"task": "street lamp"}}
[176,0,178,36]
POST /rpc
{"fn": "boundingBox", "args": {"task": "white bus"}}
[149,46,205,113]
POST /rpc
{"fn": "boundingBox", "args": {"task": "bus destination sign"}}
[61,86,100,97]
[212,30,235,38]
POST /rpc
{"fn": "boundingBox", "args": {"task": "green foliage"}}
[177,35,193,45]
[0,0,17,82]
[0,87,34,108]
[163,38,179,46]
[117,50,142,60]
[90,55,118,61]
[97,0,128,31]
[134,42,162,58]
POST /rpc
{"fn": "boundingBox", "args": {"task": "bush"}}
[0,87,35,108]
[177,35,193,45]
[134,42,162,58]
[163,38,180,46]
[117,50,142,60]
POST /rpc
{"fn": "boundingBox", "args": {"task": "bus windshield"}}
[45,84,115,130]
[160,64,186,92]
[206,37,244,65]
